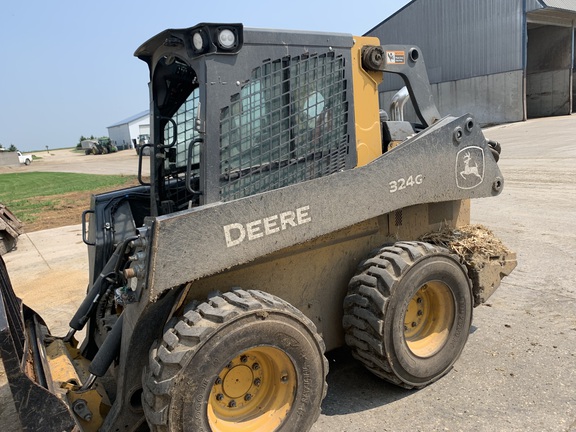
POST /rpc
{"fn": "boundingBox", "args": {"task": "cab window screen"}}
[219,51,348,201]
[164,88,201,170]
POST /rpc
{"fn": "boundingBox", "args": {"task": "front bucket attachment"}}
[0,255,77,431]
[0,204,23,255]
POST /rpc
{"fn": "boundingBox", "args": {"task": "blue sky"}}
[0,1,410,152]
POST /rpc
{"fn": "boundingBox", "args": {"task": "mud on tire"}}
[142,288,328,432]
[343,241,473,389]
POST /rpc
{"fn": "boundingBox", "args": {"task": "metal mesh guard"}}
[220,52,349,201]
[164,89,201,170]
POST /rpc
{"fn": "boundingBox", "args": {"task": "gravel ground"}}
[0,147,150,177]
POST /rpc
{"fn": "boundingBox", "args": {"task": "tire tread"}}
[143,288,327,430]
[342,241,466,389]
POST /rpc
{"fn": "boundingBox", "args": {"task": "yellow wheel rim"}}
[403,281,455,358]
[207,346,296,431]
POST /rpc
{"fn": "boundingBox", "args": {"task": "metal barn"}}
[107,110,150,150]
[367,0,576,125]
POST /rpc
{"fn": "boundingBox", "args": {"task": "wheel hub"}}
[213,353,264,411]
[403,281,455,358]
[222,364,255,399]
[208,346,296,431]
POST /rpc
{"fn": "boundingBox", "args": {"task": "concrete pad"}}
[1,226,87,432]
[3,224,87,336]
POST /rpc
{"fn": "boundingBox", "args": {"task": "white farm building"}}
[107,110,150,150]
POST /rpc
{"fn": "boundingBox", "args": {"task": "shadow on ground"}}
[321,347,414,416]
[322,325,479,416]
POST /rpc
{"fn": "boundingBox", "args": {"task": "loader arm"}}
[141,112,503,300]
[362,44,442,127]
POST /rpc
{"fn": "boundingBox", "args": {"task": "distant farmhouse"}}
[367,0,576,125]
[107,110,149,150]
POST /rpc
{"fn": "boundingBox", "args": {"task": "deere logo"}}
[456,146,484,190]
[223,205,312,248]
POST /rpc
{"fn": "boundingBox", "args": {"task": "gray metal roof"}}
[107,110,149,128]
[540,0,576,12]
[526,0,576,25]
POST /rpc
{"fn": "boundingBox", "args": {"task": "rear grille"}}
[219,51,349,201]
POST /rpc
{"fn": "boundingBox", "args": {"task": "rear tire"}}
[143,288,328,432]
[343,241,473,389]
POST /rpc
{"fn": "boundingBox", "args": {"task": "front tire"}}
[143,288,328,432]
[343,241,473,389]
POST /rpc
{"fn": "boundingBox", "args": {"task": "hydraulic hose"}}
[64,236,137,341]
[87,313,124,379]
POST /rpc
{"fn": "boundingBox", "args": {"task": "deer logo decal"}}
[456,146,484,189]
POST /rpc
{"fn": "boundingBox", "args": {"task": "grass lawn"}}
[0,172,138,226]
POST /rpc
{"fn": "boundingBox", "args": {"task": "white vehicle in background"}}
[17,151,32,165]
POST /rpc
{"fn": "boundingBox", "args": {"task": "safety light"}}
[187,24,242,56]
[192,32,205,51]
[217,28,237,50]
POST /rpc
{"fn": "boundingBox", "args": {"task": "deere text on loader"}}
[0,23,516,432]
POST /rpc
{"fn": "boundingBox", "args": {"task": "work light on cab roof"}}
[189,23,242,54]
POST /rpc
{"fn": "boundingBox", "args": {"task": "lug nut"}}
[254,378,261,386]
[215,377,222,385]
[252,363,260,370]
[229,400,236,408]
[411,322,418,328]
[245,394,252,401]
[216,393,224,401]
[281,375,288,382]
[417,310,423,316]
[240,355,248,363]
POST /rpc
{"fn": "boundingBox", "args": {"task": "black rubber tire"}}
[342,241,473,389]
[488,139,501,162]
[142,288,328,432]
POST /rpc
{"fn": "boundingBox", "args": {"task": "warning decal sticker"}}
[386,51,406,65]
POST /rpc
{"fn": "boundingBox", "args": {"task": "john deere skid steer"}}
[0,24,516,431]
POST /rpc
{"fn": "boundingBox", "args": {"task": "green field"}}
[0,172,137,223]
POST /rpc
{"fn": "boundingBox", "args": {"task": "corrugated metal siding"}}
[367,0,525,90]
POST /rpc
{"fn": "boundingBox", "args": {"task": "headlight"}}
[187,24,243,55]
[217,28,236,49]
[192,31,205,51]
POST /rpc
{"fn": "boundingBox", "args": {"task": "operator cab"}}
[136,23,356,216]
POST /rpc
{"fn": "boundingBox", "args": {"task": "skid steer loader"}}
[0,24,516,431]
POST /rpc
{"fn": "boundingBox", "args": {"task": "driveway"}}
[0,148,150,177]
